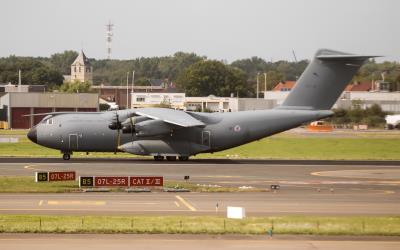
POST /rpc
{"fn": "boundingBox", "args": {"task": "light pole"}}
[264,72,267,92]
[131,71,135,108]
[256,72,260,99]
[126,72,129,109]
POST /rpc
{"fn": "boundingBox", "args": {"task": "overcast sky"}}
[1,0,399,62]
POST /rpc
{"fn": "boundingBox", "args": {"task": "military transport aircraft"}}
[27,49,377,161]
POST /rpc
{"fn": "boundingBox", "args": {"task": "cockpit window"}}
[40,115,54,125]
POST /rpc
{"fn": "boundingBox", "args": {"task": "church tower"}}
[70,50,93,83]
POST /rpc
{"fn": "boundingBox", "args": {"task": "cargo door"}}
[201,131,211,148]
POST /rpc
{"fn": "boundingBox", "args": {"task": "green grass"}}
[0,215,399,235]
[0,176,78,193]
[203,137,400,160]
[0,177,264,193]
[2,132,400,160]
[0,129,29,135]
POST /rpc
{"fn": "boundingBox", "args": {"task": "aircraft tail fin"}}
[278,49,379,110]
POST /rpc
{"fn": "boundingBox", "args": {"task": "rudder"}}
[279,49,378,110]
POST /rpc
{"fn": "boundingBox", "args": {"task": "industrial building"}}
[0,83,46,93]
[0,92,99,129]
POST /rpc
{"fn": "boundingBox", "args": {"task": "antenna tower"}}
[106,21,114,59]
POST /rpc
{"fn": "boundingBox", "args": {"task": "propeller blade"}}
[114,111,122,153]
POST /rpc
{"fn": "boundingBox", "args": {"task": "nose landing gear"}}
[154,155,164,161]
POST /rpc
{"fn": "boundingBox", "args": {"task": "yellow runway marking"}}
[117,202,158,205]
[174,201,180,207]
[38,200,43,206]
[175,195,196,211]
[47,200,106,206]
[384,190,395,194]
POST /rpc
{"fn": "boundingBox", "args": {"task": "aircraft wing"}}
[134,108,205,127]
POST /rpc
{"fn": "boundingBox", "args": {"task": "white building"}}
[130,93,275,112]
[131,92,186,109]
[185,96,231,112]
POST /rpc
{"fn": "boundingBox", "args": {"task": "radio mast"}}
[106,21,114,59]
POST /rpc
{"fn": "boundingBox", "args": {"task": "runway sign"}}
[35,172,48,182]
[94,176,129,187]
[130,176,163,186]
[79,176,164,188]
[79,176,94,187]
[35,171,76,182]
[49,171,76,181]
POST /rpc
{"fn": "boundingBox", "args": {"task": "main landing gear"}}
[166,156,177,161]
[178,156,189,161]
[62,153,71,160]
[153,156,190,161]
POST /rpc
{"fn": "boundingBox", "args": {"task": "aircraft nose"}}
[27,126,37,143]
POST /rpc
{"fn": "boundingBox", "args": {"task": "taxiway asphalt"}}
[1,234,400,250]
[0,158,399,216]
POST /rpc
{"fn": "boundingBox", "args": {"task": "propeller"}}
[108,111,122,153]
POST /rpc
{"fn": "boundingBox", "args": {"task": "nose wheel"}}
[62,153,71,160]
[154,155,164,161]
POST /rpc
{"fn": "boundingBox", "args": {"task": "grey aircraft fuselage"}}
[27,49,377,160]
[32,108,331,156]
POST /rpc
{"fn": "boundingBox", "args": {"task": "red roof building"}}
[272,81,296,91]
[344,81,373,92]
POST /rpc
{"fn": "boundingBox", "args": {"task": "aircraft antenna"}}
[106,21,114,59]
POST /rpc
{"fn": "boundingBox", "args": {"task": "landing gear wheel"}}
[178,156,189,161]
[62,153,71,160]
[166,156,177,161]
[154,155,164,161]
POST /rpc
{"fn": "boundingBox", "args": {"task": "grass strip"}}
[0,177,264,193]
[1,135,400,160]
[0,215,399,236]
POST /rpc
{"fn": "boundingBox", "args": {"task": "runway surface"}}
[0,158,399,216]
[1,234,400,250]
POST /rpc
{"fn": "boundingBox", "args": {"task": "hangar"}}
[0,92,99,129]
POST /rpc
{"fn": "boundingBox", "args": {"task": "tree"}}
[59,81,92,93]
[50,50,79,75]
[0,56,64,88]
[176,60,249,97]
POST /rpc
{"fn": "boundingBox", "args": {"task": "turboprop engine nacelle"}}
[118,140,192,156]
[134,119,172,137]
[121,116,148,134]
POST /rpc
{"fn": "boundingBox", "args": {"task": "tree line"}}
[0,51,399,97]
